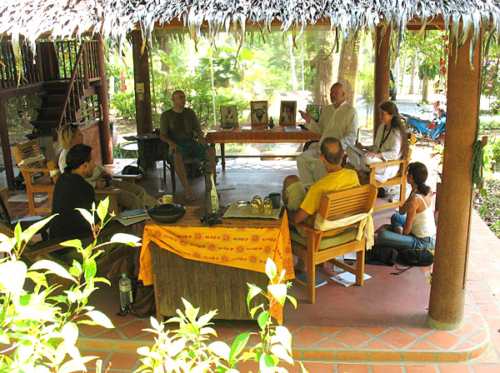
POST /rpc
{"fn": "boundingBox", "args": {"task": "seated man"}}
[282,137,360,227]
[160,90,216,201]
[50,144,135,278]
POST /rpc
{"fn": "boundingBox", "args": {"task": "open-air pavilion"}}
[1,0,500,370]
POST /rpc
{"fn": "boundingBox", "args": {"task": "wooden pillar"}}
[131,30,153,135]
[427,29,482,330]
[0,100,15,190]
[373,24,391,137]
[94,34,113,165]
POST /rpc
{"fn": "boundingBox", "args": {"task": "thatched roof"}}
[2,0,500,57]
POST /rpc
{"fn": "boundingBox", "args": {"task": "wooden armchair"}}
[12,140,60,216]
[289,184,377,303]
[369,134,416,212]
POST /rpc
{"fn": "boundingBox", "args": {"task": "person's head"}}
[64,144,94,178]
[330,83,345,108]
[172,90,186,110]
[379,100,408,157]
[59,123,84,149]
[407,162,431,195]
[254,104,266,118]
[320,137,344,166]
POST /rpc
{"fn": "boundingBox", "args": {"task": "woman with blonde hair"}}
[346,101,408,183]
[58,124,157,210]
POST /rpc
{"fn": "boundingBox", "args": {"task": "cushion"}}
[290,227,359,251]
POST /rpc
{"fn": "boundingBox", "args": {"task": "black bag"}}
[122,165,144,179]
[129,281,156,318]
[397,249,434,267]
[365,245,397,266]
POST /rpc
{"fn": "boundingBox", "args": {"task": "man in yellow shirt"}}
[282,137,360,225]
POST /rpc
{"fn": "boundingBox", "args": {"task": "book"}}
[295,272,328,288]
[118,209,148,219]
[284,126,302,133]
[241,126,252,131]
[347,144,367,157]
[330,272,372,287]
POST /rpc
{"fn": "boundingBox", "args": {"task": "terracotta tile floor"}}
[4,155,500,372]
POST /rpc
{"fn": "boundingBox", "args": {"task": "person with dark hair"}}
[346,101,408,183]
[282,137,359,226]
[160,90,216,202]
[376,162,436,252]
[50,144,136,278]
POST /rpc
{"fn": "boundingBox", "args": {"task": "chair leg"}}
[170,161,176,193]
[355,249,366,286]
[27,191,36,216]
[306,235,318,304]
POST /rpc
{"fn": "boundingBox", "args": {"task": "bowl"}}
[148,203,186,224]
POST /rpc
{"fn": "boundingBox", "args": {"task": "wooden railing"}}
[57,40,100,129]
[0,42,41,89]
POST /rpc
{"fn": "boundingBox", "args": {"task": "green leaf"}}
[62,322,79,347]
[257,310,269,329]
[246,283,262,308]
[268,284,287,306]
[228,332,250,366]
[0,232,10,242]
[17,342,34,366]
[58,356,98,373]
[0,260,27,294]
[84,258,97,283]
[271,344,293,364]
[0,240,13,253]
[109,233,141,246]
[21,215,56,244]
[265,258,277,280]
[59,239,83,250]
[76,208,94,227]
[209,341,231,361]
[259,353,274,372]
[30,260,77,283]
[26,270,48,288]
[84,311,114,329]
[250,304,263,319]
[96,197,110,223]
[273,326,293,354]
[136,346,150,356]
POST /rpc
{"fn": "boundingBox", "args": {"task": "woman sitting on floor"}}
[346,101,408,183]
[372,162,436,265]
[58,123,158,211]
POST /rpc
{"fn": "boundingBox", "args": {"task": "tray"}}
[223,201,283,219]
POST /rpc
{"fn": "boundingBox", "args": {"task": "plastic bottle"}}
[157,174,165,194]
[119,273,133,312]
[210,174,219,214]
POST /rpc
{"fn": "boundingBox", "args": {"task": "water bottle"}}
[119,273,133,312]
[157,174,165,194]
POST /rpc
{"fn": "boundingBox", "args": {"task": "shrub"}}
[111,90,137,120]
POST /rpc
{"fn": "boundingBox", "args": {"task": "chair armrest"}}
[368,159,405,168]
[289,220,317,233]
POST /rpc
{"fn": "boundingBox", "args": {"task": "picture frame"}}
[306,104,322,123]
[250,101,269,125]
[220,106,238,128]
[279,101,297,126]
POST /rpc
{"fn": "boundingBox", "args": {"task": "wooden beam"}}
[0,99,15,190]
[373,24,391,137]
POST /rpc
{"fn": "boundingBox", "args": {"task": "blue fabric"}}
[168,141,213,162]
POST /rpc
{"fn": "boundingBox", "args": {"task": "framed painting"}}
[279,101,297,126]
[250,101,268,125]
[306,104,322,122]
[220,106,238,128]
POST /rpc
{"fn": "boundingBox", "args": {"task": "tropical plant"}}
[0,198,138,372]
[110,90,137,120]
[135,258,306,373]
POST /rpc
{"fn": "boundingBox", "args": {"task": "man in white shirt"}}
[297,83,358,186]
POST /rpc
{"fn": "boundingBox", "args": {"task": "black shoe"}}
[377,188,387,198]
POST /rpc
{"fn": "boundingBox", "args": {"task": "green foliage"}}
[418,61,440,81]
[110,90,137,120]
[135,258,305,373]
[483,136,500,173]
[0,198,138,372]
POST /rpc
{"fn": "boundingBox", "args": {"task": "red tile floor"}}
[4,154,500,372]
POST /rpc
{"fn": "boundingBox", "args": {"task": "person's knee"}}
[283,175,300,189]
[205,146,215,158]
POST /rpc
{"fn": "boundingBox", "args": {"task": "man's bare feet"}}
[185,191,196,202]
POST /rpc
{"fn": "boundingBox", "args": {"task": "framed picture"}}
[220,106,238,128]
[250,101,268,125]
[307,104,322,122]
[279,101,297,126]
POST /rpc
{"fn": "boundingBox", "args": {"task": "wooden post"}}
[427,29,482,330]
[131,30,153,135]
[94,34,113,165]
[373,24,391,137]
[0,99,15,190]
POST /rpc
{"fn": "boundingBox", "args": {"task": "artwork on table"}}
[250,101,268,125]
[307,104,322,123]
[220,106,238,128]
[279,101,297,126]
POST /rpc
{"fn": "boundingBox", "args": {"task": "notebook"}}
[295,272,328,288]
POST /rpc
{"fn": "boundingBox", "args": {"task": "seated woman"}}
[375,162,436,261]
[346,101,408,183]
[58,124,158,210]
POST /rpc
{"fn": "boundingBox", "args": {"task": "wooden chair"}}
[161,143,206,193]
[12,140,60,216]
[369,134,417,212]
[289,184,377,303]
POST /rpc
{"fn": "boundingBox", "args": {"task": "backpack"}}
[365,245,397,266]
[396,249,434,267]
[122,165,145,180]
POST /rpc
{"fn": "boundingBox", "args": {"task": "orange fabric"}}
[138,206,295,324]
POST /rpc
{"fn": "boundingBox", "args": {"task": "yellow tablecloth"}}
[138,206,295,323]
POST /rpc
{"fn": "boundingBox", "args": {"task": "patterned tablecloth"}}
[139,206,295,286]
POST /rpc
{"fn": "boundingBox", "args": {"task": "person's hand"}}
[168,141,178,151]
[197,137,208,146]
[96,179,106,189]
[299,110,311,122]
[366,152,382,159]
[355,141,365,149]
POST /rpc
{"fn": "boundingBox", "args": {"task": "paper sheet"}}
[330,272,372,287]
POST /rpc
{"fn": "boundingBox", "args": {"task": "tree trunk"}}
[422,76,429,103]
[409,47,419,94]
[158,36,172,93]
[314,34,335,107]
[289,34,298,91]
[337,33,361,105]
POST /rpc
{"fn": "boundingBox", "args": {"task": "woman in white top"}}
[377,162,436,252]
[346,101,408,183]
[58,124,158,210]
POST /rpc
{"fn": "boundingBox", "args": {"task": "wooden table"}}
[139,206,294,321]
[206,125,321,170]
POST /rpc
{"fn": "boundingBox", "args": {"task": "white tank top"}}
[411,194,436,238]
